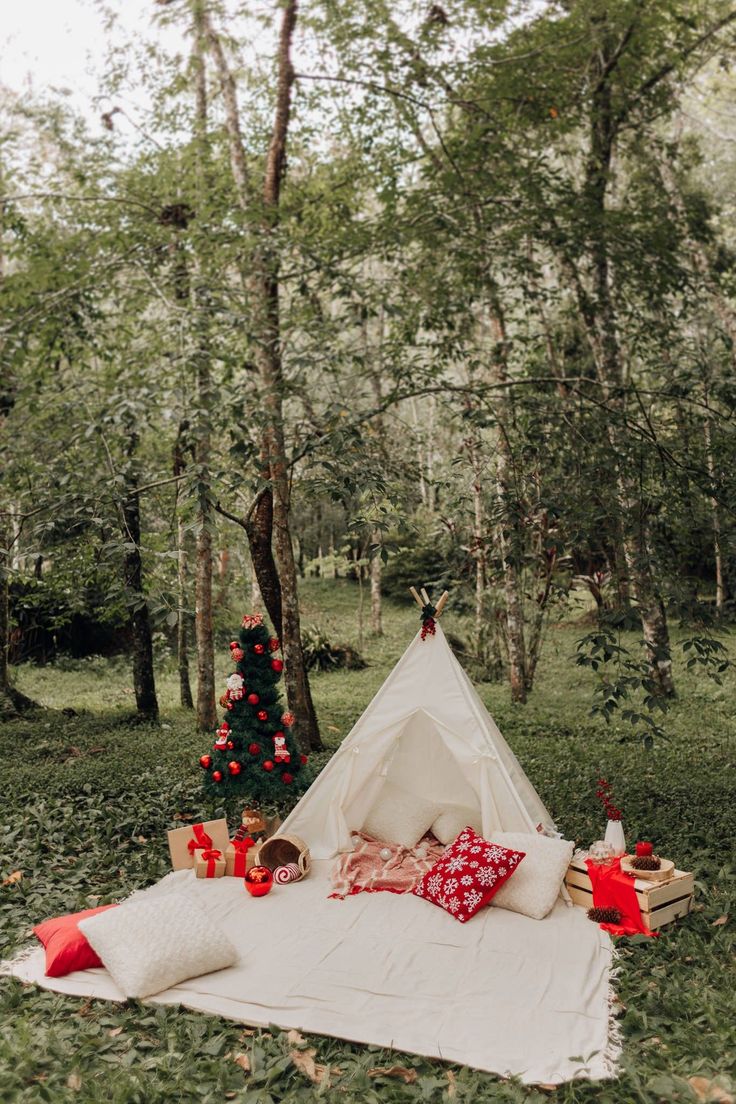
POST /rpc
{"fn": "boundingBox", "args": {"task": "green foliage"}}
[199,621,307,805]
[300,624,367,672]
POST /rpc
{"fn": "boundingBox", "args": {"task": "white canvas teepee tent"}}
[280,599,556,859]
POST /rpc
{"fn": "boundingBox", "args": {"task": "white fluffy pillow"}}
[431,805,482,845]
[362,781,438,849]
[78,894,237,999]
[489,831,574,920]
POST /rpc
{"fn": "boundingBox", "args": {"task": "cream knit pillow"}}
[79,893,237,999]
[489,831,574,920]
[362,782,439,849]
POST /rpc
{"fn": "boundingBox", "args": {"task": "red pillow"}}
[33,905,118,977]
[413,826,525,922]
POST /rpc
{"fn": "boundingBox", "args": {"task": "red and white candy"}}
[273,863,300,884]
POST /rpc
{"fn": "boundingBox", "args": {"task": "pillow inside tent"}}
[413,825,526,923]
[361,781,439,849]
[489,831,574,920]
[431,804,482,845]
[78,893,237,1000]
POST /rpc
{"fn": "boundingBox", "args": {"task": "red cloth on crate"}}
[585,857,658,937]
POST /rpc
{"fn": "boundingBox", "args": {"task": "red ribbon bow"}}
[199,847,223,878]
[187,823,213,856]
[230,836,255,877]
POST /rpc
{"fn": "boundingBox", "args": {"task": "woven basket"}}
[255,834,310,881]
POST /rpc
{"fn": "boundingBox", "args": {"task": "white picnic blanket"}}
[4,861,618,1085]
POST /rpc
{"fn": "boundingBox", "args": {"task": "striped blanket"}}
[329,832,445,899]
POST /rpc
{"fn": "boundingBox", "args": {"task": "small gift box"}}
[167,818,230,871]
[225,837,257,878]
[194,848,226,879]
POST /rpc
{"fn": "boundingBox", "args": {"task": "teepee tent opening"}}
[279,592,556,858]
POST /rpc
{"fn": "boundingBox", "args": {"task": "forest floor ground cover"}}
[1,581,734,1104]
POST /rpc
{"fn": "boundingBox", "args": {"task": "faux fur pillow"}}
[489,831,574,920]
[78,894,237,1000]
[361,782,439,849]
[431,805,483,845]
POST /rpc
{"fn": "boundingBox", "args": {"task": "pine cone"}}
[631,855,661,871]
[588,906,622,925]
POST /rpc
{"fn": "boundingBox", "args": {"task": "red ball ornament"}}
[254,643,265,655]
[247,693,260,705]
[232,648,244,662]
[244,865,273,897]
[268,637,280,652]
[271,658,284,673]
[228,760,242,775]
[635,841,654,857]
[248,742,260,756]
[263,760,274,772]
[229,640,239,650]
[282,772,293,784]
[300,754,308,766]
[199,754,212,769]
[257,709,268,722]
[227,740,234,749]
[212,770,223,782]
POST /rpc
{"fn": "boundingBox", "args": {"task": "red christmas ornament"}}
[635,841,653,857]
[228,760,242,776]
[254,643,265,655]
[199,754,212,769]
[212,770,223,782]
[244,865,273,897]
[247,693,260,705]
[281,711,295,727]
[257,709,268,722]
[226,740,234,750]
[300,754,308,766]
[268,637,280,652]
[229,641,239,651]
[232,648,244,662]
[282,772,293,784]
[248,742,260,756]
[271,658,284,673]
[263,760,274,772]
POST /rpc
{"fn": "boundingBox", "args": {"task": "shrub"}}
[301,625,366,672]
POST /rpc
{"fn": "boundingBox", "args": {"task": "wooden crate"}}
[565,856,694,932]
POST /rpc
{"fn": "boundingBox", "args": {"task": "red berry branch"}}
[596,777,622,821]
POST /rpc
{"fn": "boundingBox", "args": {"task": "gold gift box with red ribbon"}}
[167,818,230,871]
[194,847,226,879]
[225,836,257,877]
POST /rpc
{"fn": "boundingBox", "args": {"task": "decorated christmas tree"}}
[199,614,307,802]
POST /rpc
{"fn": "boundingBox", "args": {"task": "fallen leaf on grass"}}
[539,1084,559,1092]
[107,1026,123,1037]
[2,871,22,887]
[368,1066,418,1084]
[67,1072,82,1091]
[688,1076,734,1103]
[173,812,195,822]
[77,999,94,1017]
[287,1030,336,1086]
[711,915,729,927]
[230,1052,251,1074]
[446,1070,457,1098]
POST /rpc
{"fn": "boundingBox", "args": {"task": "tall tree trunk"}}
[577,19,674,693]
[122,436,158,721]
[0,514,9,696]
[703,396,724,610]
[173,427,194,709]
[485,297,528,702]
[191,2,216,731]
[370,538,383,635]
[205,1,320,750]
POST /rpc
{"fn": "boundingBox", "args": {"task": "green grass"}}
[1,579,734,1103]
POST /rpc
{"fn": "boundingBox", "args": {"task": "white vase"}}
[604,819,626,857]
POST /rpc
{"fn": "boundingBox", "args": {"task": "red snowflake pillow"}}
[413,826,526,922]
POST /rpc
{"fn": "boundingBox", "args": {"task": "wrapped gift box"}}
[167,819,230,871]
[565,855,694,931]
[225,838,258,878]
[194,849,226,879]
